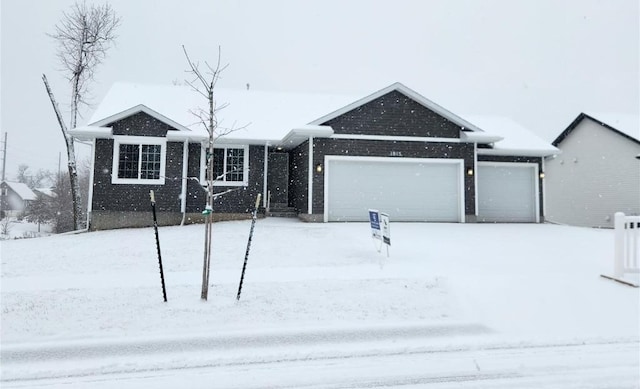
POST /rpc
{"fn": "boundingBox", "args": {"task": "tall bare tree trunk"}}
[200,86,216,300]
[42,74,83,230]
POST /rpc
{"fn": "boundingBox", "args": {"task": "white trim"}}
[460,131,503,144]
[308,137,313,214]
[263,143,269,208]
[111,136,167,185]
[200,142,206,184]
[69,126,112,140]
[209,144,249,186]
[167,130,208,142]
[87,139,96,226]
[330,134,463,143]
[473,143,478,217]
[541,157,546,219]
[477,161,540,223]
[180,141,188,213]
[323,156,465,223]
[309,82,484,133]
[478,148,558,157]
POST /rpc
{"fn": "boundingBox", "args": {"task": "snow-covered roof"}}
[34,187,57,198]
[462,115,560,157]
[86,82,557,155]
[89,82,358,145]
[2,181,37,201]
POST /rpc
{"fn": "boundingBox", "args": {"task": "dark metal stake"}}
[150,190,168,302]
[237,193,261,301]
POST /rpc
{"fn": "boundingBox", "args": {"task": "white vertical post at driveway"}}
[602,212,640,287]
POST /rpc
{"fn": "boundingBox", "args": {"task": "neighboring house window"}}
[112,136,166,185]
[202,145,248,186]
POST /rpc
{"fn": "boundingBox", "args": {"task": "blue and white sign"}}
[368,209,381,240]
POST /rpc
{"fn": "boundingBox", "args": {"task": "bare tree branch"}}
[46,1,120,230]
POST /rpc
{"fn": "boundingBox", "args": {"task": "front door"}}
[268,153,289,206]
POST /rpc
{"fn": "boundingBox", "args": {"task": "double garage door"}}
[325,157,464,222]
[325,158,539,223]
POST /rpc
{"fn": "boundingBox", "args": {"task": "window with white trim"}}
[112,136,166,185]
[202,145,248,186]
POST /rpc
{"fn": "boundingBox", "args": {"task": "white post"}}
[614,212,625,278]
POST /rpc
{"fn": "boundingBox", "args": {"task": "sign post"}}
[369,209,390,256]
[150,190,168,302]
[380,212,391,257]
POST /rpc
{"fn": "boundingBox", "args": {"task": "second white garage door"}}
[477,162,539,223]
[325,157,464,222]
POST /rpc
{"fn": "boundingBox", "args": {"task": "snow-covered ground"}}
[0,218,53,240]
[1,219,639,387]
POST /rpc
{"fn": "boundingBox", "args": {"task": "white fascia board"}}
[214,137,276,146]
[309,82,484,133]
[460,131,503,144]
[68,126,113,140]
[278,125,334,148]
[331,134,462,143]
[166,131,209,142]
[478,147,559,157]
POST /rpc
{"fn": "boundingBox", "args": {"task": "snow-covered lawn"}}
[0,218,52,241]
[1,218,639,385]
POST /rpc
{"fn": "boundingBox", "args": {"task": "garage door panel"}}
[326,159,462,222]
[477,164,537,223]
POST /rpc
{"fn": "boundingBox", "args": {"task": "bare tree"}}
[43,1,120,230]
[182,45,244,300]
[16,164,54,189]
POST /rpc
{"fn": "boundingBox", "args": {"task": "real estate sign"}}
[369,209,382,240]
[380,212,390,246]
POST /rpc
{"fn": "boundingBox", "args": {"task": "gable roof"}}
[553,112,640,146]
[309,82,484,133]
[2,181,37,201]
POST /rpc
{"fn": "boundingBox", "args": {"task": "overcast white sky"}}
[1,0,638,178]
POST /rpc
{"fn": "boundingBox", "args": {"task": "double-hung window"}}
[202,145,248,186]
[112,136,166,184]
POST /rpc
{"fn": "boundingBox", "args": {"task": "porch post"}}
[308,136,313,215]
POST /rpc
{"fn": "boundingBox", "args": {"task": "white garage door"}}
[325,157,463,222]
[477,163,538,223]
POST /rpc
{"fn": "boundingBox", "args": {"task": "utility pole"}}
[1,132,6,217]
[1,132,6,182]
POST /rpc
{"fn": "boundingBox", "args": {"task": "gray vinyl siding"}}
[323,90,463,138]
[477,155,544,220]
[312,139,475,216]
[545,119,640,227]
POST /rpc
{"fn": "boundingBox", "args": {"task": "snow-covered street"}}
[1,219,639,387]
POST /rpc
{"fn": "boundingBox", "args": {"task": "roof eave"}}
[68,126,113,140]
[478,147,560,158]
[278,125,334,149]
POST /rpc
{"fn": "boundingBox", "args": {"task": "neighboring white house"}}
[545,113,640,228]
[0,181,38,215]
